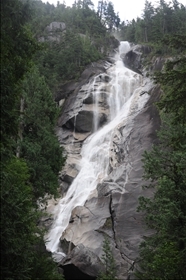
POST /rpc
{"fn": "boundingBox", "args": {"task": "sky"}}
[42,0,186,21]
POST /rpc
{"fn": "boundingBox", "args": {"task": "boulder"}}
[123,49,142,74]
[59,244,103,278]
[123,44,152,75]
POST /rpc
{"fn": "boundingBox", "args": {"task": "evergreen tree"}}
[20,66,65,201]
[1,157,36,279]
[136,117,186,279]
[1,0,39,157]
[142,1,155,42]
[1,1,65,278]
[104,2,116,31]
[97,0,105,20]
[154,34,186,124]
[119,0,186,48]
[35,30,103,90]
[98,237,117,280]
[1,157,64,279]
[136,35,186,280]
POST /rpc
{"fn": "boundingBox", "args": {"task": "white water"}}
[45,41,151,261]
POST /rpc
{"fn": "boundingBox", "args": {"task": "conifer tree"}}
[136,35,186,280]
[20,66,65,201]
[98,237,117,280]
[1,1,65,279]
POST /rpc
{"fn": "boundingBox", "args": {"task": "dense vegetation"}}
[0,0,119,279]
[136,35,186,279]
[1,0,65,279]
[120,0,186,55]
[1,0,186,279]
[30,0,120,92]
[98,237,117,280]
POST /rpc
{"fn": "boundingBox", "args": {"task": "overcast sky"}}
[42,0,186,21]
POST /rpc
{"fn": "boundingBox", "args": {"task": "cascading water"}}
[45,41,152,262]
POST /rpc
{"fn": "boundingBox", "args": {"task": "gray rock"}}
[151,57,166,72]
[45,22,66,32]
[38,215,54,230]
[66,110,94,132]
[57,61,109,128]
[60,244,103,277]
[112,100,160,260]
[55,82,78,103]
[48,45,164,279]
[57,83,161,278]
[65,110,107,133]
[132,44,152,55]
[123,49,142,74]
[123,44,152,75]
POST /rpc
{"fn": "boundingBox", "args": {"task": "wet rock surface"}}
[57,61,111,128]
[46,44,162,279]
[59,87,160,278]
[123,44,152,74]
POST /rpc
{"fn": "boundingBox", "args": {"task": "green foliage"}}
[136,36,186,280]
[30,0,107,38]
[0,136,64,279]
[30,237,64,280]
[20,66,66,200]
[1,157,36,279]
[98,237,117,280]
[154,35,186,124]
[136,239,185,280]
[119,0,186,51]
[136,117,186,279]
[1,157,64,279]
[0,0,39,157]
[29,0,120,92]
[103,1,120,31]
[1,1,65,279]
[35,31,102,90]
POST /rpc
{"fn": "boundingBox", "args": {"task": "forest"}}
[1,0,186,279]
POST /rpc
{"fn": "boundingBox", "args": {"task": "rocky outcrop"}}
[108,86,161,264]
[59,244,103,279]
[65,110,107,133]
[123,44,167,75]
[38,21,66,42]
[56,62,111,140]
[123,44,151,74]
[150,56,166,72]
[55,61,113,196]
[55,62,108,103]
[58,86,161,279]
[123,50,142,74]
[46,22,66,32]
[46,44,162,279]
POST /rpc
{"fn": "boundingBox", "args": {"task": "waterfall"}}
[45,41,152,261]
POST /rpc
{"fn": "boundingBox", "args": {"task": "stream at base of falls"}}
[44,41,153,262]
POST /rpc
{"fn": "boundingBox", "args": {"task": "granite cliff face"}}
[45,43,162,279]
